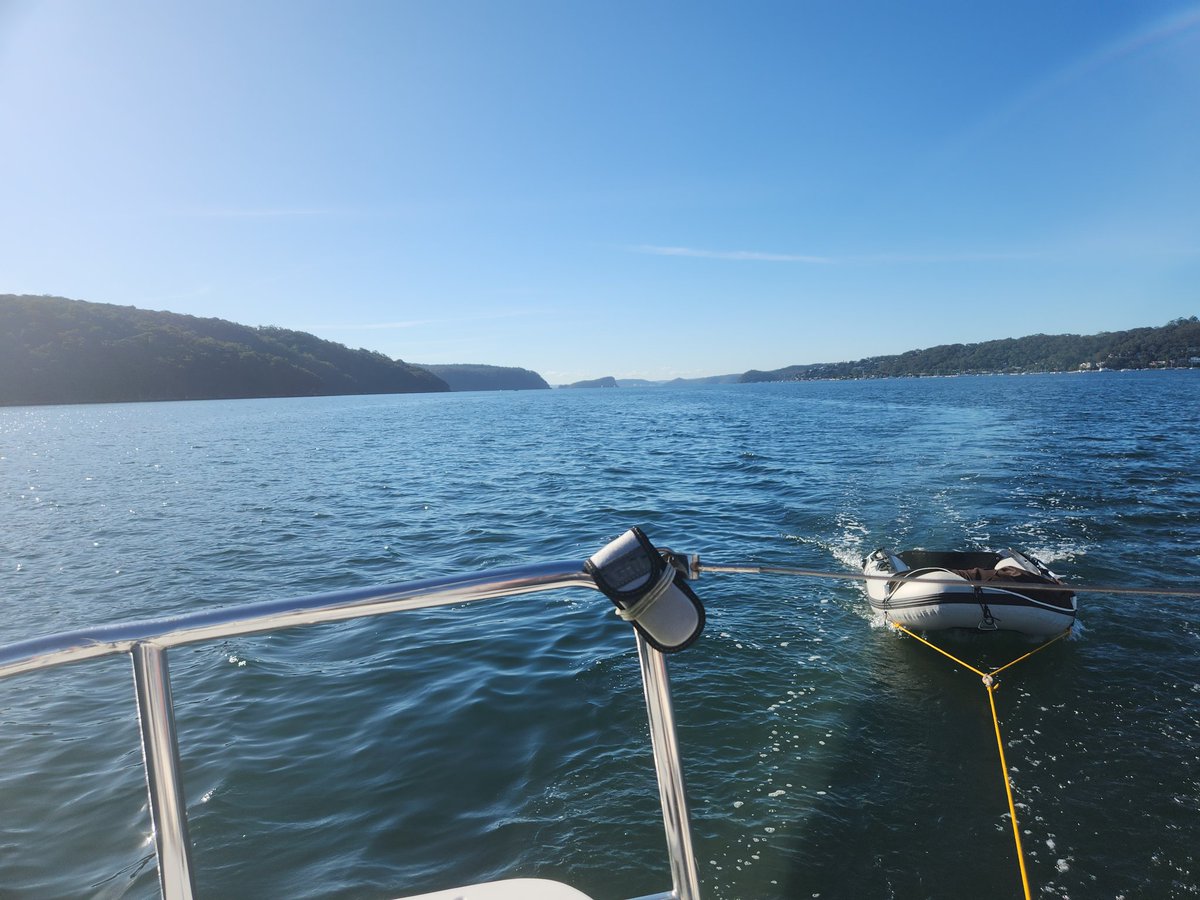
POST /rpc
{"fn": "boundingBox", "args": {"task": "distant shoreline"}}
[4,366,1196,411]
[3,295,1196,406]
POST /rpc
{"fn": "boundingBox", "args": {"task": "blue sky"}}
[2,1,1197,383]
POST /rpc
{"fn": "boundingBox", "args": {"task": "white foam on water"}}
[828,547,866,574]
[1023,540,1090,566]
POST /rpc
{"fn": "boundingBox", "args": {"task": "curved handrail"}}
[0,559,702,900]
[0,560,595,679]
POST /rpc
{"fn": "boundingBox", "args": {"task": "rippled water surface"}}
[2,372,1198,899]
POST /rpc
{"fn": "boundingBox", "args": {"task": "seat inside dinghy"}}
[950,565,1075,609]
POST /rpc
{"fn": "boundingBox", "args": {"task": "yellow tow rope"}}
[888,622,1071,900]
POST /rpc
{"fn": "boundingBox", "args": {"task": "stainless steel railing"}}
[0,560,702,900]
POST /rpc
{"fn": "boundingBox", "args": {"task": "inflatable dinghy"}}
[863,548,1076,636]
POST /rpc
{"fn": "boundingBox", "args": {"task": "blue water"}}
[1,372,1198,899]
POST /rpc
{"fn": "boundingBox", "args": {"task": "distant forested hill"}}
[0,294,448,406]
[742,317,1200,382]
[563,376,619,388]
[614,374,741,387]
[418,364,549,391]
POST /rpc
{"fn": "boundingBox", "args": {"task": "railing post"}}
[131,642,197,900]
[636,634,702,900]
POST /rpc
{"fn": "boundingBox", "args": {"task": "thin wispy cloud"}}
[1037,6,1200,101]
[949,6,1200,157]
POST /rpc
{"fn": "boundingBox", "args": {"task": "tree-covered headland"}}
[742,317,1200,382]
[417,364,550,391]
[0,294,448,406]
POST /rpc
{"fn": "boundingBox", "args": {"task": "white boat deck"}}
[400,878,595,900]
